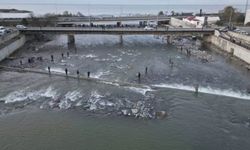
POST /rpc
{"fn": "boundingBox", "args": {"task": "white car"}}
[0,26,6,35]
[234,29,241,33]
[144,26,154,31]
[0,26,5,30]
[0,30,5,36]
[16,25,27,29]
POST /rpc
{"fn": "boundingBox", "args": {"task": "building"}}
[183,16,202,28]
[244,10,250,25]
[183,16,220,28]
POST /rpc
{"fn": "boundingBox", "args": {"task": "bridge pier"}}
[68,34,75,44]
[119,35,123,45]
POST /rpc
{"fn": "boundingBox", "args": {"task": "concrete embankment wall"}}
[205,34,250,65]
[0,31,20,45]
[170,17,195,28]
[227,31,250,45]
[0,35,26,62]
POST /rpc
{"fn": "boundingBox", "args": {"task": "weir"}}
[1,65,249,100]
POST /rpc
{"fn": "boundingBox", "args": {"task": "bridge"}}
[18,27,214,44]
[19,27,214,36]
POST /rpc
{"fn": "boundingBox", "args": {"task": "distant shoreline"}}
[0,2,247,6]
[0,4,246,16]
[0,9,31,13]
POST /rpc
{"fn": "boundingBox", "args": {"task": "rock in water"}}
[156,111,167,119]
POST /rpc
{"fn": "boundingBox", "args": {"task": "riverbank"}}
[0,35,26,62]
[204,31,250,68]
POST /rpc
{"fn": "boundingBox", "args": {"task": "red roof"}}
[186,16,199,21]
[186,16,195,20]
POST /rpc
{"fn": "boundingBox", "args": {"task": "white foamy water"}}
[108,53,118,58]
[84,54,98,58]
[0,90,37,103]
[75,100,83,107]
[58,99,72,109]
[0,86,59,104]
[87,91,105,111]
[64,91,83,102]
[126,86,154,95]
[51,90,83,109]
[99,100,115,107]
[40,86,59,99]
[94,58,111,62]
[101,81,120,86]
[152,84,250,100]
[45,67,65,74]
[92,70,111,79]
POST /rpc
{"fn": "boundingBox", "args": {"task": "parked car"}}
[5,28,13,33]
[233,28,249,35]
[234,29,241,33]
[144,26,154,31]
[147,21,157,28]
[0,26,5,30]
[0,26,6,35]
[0,30,5,36]
[16,25,27,29]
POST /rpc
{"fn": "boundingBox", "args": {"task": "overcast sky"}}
[1,0,248,5]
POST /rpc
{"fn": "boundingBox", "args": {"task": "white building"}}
[244,9,250,25]
[183,16,202,28]
[196,16,220,25]
[183,16,220,28]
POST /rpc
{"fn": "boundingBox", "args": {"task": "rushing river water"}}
[0,34,250,149]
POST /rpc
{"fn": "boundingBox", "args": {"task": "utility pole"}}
[229,8,233,29]
[157,14,159,27]
[88,3,91,26]
[245,0,249,16]
[245,0,249,25]
[54,0,58,27]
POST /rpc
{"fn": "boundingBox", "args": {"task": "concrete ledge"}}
[206,35,250,65]
[0,35,26,62]
[0,31,20,45]
[227,31,250,46]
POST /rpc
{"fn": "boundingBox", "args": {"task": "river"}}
[0,34,250,149]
